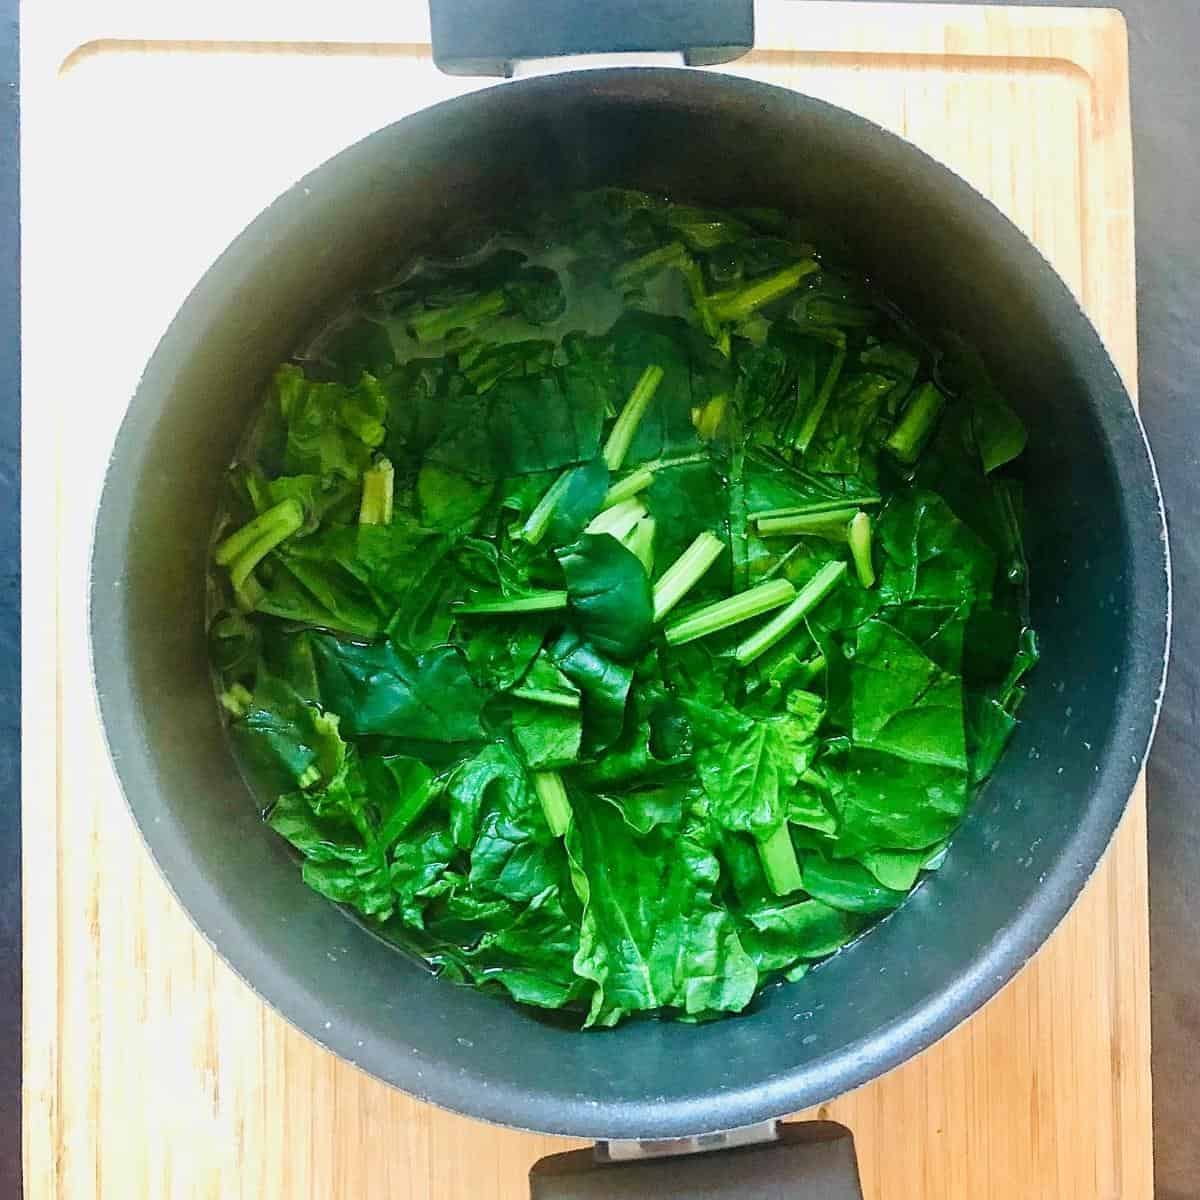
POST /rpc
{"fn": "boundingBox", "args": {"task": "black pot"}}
[89,53,1168,1200]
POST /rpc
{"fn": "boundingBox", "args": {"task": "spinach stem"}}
[735,560,848,665]
[534,771,572,837]
[586,498,647,541]
[410,289,507,343]
[756,507,858,540]
[761,541,805,583]
[848,511,876,588]
[603,365,665,471]
[679,256,719,339]
[757,823,803,896]
[519,470,572,545]
[297,765,322,790]
[455,592,569,616]
[664,577,794,646]
[749,495,880,522]
[378,780,441,845]
[602,466,655,509]
[885,381,945,464]
[511,688,582,711]
[729,435,750,592]
[623,515,657,576]
[233,573,265,613]
[710,259,819,323]
[789,339,847,454]
[796,653,827,688]
[215,498,304,589]
[358,457,395,526]
[652,531,727,622]
[218,683,253,718]
[801,298,878,328]
[637,451,710,473]
[614,241,688,287]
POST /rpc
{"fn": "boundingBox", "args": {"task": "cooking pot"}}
[89,3,1170,1195]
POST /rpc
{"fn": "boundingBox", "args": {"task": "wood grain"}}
[23,4,1148,1197]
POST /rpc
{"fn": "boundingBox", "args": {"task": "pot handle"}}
[428,0,754,77]
[529,1120,863,1199]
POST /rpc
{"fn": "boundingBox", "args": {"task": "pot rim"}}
[88,67,1171,1139]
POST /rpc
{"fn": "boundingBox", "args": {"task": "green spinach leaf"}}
[557,533,655,661]
[310,636,486,742]
[567,794,758,1026]
[550,630,634,756]
[800,855,908,914]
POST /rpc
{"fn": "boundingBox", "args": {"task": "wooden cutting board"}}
[22,3,1149,1197]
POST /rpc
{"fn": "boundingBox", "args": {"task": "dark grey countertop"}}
[0,0,18,1193]
[0,2,1194,1196]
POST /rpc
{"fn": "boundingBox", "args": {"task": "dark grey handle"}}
[428,0,754,77]
[529,1121,863,1200]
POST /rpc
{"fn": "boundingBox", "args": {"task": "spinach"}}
[966,625,1039,781]
[939,334,1027,473]
[573,683,694,790]
[876,489,996,608]
[211,189,1036,1028]
[309,636,486,742]
[568,794,758,1026]
[739,898,864,974]
[274,365,386,478]
[482,374,606,476]
[799,855,908,914]
[208,610,261,682]
[603,784,689,835]
[391,362,609,483]
[509,654,583,770]
[229,672,348,796]
[445,741,528,849]
[460,339,555,394]
[642,460,731,593]
[266,751,445,923]
[388,820,459,926]
[557,533,655,661]
[447,887,585,1009]
[266,549,386,639]
[460,623,546,692]
[850,618,967,770]
[542,458,610,547]
[469,805,564,902]
[503,265,567,325]
[695,709,819,840]
[550,630,634,755]
[416,463,495,532]
[268,786,399,921]
[803,370,896,476]
[822,739,968,855]
[604,311,729,466]
[859,847,926,892]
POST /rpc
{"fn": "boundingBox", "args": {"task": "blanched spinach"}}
[568,794,758,1026]
[557,533,655,661]
[211,189,1037,1027]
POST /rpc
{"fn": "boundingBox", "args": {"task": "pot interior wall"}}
[91,71,1166,1139]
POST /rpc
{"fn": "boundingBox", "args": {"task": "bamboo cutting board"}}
[22,3,1149,1197]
